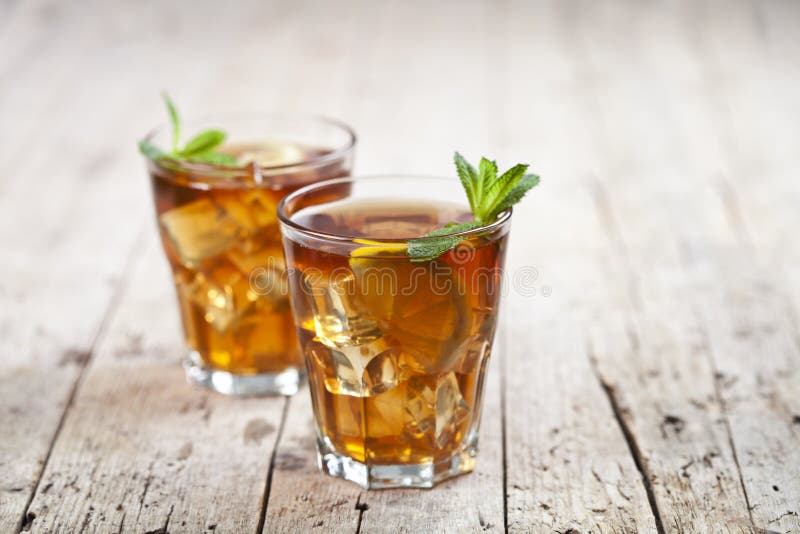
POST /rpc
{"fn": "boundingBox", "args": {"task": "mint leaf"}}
[180,130,226,156]
[491,173,540,219]
[187,151,238,166]
[139,93,238,167]
[406,153,540,261]
[138,140,163,160]
[407,221,483,262]
[478,163,528,220]
[162,92,181,152]
[476,157,497,211]
[454,152,478,213]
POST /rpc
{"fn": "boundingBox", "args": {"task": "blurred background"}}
[3,0,797,331]
[2,0,800,531]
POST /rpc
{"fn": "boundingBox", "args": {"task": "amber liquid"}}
[149,142,350,374]
[284,199,506,465]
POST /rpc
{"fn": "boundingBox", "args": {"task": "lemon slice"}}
[236,141,305,167]
[350,239,408,257]
[348,241,472,373]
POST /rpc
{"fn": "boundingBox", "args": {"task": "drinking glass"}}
[142,115,355,395]
[278,176,510,488]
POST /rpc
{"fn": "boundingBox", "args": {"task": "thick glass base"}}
[316,436,478,489]
[183,351,303,396]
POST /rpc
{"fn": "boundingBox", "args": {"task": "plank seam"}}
[589,178,665,531]
[354,493,368,534]
[709,177,772,531]
[499,321,509,534]
[691,304,757,531]
[15,224,149,534]
[588,353,665,534]
[256,396,290,534]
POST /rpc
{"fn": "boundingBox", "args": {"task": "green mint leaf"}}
[162,92,181,152]
[454,152,478,213]
[138,139,163,160]
[491,173,540,219]
[406,153,540,262]
[407,220,483,262]
[140,94,238,167]
[180,130,226,157]
[187,151,238,166]
[479,163,528,220]
[476,157,497,218]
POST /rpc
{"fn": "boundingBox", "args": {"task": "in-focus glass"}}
[278,176,509,488]
[142,115,355,395]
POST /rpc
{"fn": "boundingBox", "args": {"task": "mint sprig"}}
[407,152,540,261]
[138,93,238,166]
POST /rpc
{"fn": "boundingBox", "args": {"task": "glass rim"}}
[277,175,513,244]
[141,112,357,174]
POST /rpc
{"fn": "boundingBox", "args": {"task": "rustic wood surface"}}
[1,0,798,532]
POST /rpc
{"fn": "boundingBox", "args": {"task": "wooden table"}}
[2,0,799,532]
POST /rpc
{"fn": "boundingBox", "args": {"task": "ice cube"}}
[159,199,241,265]
[397,372,468,448]
[216,190,278,233]
[227,245,286,275]
[227,246,289,311]
[305,270,381,346]
[453,307,495,373]
[367,383,406,437]
[363,347,399,395]
[435,372,469,448]
[177,261,255,332]
[308,337,399,397]
[403,375,436,438]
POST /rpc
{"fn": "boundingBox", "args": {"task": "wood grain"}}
[503,187,657,533]
[0,0,290,529]
[263,391,362,534]
[0,0,798,531]
[0,9,151,526]
[23,235,286,533]
[562,1,757,530]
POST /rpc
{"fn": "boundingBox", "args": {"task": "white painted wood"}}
[559,0,759,529]
[24,234,287,533]
[0,0,291,529]
[263,391,363,534]
[1,0,798,531]
[690,1,800,529]
[503,186,658,533]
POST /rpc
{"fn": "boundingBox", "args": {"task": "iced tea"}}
[280,178,509,487]
[145,123,354,396]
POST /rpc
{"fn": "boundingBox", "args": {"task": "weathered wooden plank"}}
[23,234,286,533]
[572,0,800,509]
[0,0,288,529]
[0,116,149,532]
[602,176,800,533]
[1,0,798,531]
[0,1,150,524]
[587,185,754,533]
[689,1,800,529]
[263,392,362,534]
[559,0,758,529]
[499,1,658,530]
[503,187,657,533]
